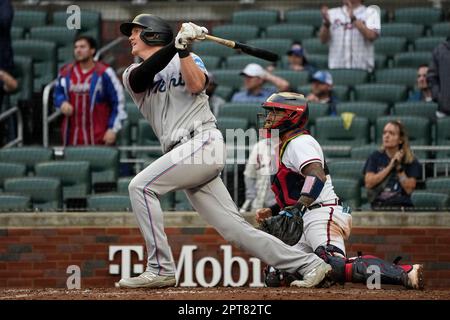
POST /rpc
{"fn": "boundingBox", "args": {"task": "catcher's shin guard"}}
[315,245,347,284]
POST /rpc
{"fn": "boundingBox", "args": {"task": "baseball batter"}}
[256,92,424,289]
[117,14,335,289]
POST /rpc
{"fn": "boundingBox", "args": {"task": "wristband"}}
[350,16,357,23]
[178,50,190,58]
[323,21,331,28]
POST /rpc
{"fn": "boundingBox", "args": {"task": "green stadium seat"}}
[87,194,131,212]
[304,103,330,130]
[192,41,235,58]
[215,86,234,101]
[125,102,144,144]
[137,119,162,158]
[426,177,450,195]
[375,54,388,69]
[11,27,24,40]
[336,102,389,125]
[284,9,322,29]
[375,116,431,146]
[4,177,62,211]
[232,10,279,30]
[13,10,47,30]
[328,69,369,86]
[374,68,417,87]
[436,118,450,159]
[0,147,53,173]
[212,24,259,43]
[225,55,273,70]
[9,56,33,106]
[265,24,314,41]
[0,163,26,189]
[12,40,57,92]
[328,160,366,183]
[246,38,292,57]
[431,22,450,37]
[381,23,424,42]
[394,52,432,68]
[297,85,349,102]
[217,117,249,141]
[306,54,328,70]
[302,38,329,55]
[219,103,260,128]
[201,55,222,69]
[64,147,119,189]
[211,70,242,90]
[35,161,91,201]
[351,145,378,160]
[0,194,31,212]
[374,37,408,57]
[315,116,370,158]
[175,191,193,211]
[57,45,74,65]
[414,37,446,52]
[53,11,101,43]
[273,70,309,87]
[354,84,408,105]
[379,8,389,23]
[29,26,77,48]
[394,8,442,28]
[117,177,133,194]
[411,191,448,211]
[332,177,361,209]
[393,102,438,120]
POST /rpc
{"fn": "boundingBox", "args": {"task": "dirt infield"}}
[0,285,449,300]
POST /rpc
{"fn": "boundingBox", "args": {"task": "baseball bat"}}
[204,34,279,62]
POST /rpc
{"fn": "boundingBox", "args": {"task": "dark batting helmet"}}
[261,92,309,135]
[120,14,173,46]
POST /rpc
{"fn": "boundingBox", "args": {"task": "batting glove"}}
[175,22,208,50]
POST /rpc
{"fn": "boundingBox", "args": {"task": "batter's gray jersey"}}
[122,53,217,153]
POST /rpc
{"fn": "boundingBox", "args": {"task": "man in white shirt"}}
[319,0,380,71]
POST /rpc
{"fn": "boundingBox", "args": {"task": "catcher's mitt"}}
[258,206,304,246]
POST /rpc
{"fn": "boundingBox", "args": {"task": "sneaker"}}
[118,271,176,288]
[290,263,332,288]
[407,264,424,290]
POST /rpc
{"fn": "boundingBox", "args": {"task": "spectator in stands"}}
[428,38,450,118]
[240,138,276,213]
[54,35,126,146]
[306,70,338,115]
[231,63,290,103]
[286,42,316,75]
[408,65,433,102]
[363,120,421,211]
[319,0,380,71]
[0,0,14,110]
[206,71,225,116]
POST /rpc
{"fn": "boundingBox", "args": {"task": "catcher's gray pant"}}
[128,128,326,277]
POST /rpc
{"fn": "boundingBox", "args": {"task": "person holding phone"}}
[363,120,421,210]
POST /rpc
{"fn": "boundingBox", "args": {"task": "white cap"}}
[240,63,266,78]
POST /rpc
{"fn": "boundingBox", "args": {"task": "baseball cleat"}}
[406,264,425,290]
[290,263,332,288]
[118,271,176,289]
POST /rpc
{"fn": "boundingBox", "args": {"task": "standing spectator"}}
[286,42,316,75]
[409,65,433,102]
[205,71,225,116]
[54,35,126,146]
[428,38,450,118]
[319,0,380,71]
[363,120,421,210]
[231,63,290,103]
[306,70,338,115]
[240,138,276,213]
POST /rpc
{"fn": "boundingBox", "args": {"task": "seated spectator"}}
[285,42,316,75]
[363,120,421,211]
[408,65,433,102]
[206,72,225,116]
[231,63,290,103]
[0,69,18,101]
[0,69,18,146]
[306,70,338,115]
[240,138,276,213]
[428,38,450,118]
[54,35,126,146]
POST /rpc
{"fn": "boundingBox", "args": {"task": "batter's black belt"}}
[307,198,342,211]
[166,129,197,153]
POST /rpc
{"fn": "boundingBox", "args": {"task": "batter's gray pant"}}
[128,128,325,277]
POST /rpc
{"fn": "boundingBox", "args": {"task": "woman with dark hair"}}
[363,120,421,210]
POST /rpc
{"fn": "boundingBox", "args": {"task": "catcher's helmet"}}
[261,92,309,135]
[120,14,173,46]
